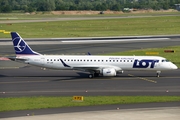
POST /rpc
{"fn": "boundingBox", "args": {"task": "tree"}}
[1,5,12,12]
[0,0,178,12]
[69,5,77,10]
[74,0,82,4]
[24,6,35,13]
[95,4,107,11]
[111,4,121,11]
[163,3,169,10]
[36,0,55,11]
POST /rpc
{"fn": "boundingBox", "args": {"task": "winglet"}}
[88,52,91,55]
[11,32,41,55]
[60,59,71,67]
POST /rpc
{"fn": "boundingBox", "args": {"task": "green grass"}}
[1,16,180,38]
[0,96,180,112]
[105,46,180,68]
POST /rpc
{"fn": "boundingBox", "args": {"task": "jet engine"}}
[102,68,116,76]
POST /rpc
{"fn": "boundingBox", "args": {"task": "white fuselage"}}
[17,55,177,71]
[10,32,178,78]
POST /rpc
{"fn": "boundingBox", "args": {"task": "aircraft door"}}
[154,60,159,68]
[40,57,45,66]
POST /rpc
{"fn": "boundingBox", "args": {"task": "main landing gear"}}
[89,74,93,78]
[156,71,161,77]
[89,72,100,78]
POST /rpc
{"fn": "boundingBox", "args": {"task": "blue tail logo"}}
[11,32,41,55]
[13,37,26,53]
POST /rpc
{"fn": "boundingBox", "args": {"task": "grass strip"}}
[1,16,180,38]
[105,46,180,68]
[0,96,180,112]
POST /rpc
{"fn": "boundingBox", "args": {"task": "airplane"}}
[8,32,178,78]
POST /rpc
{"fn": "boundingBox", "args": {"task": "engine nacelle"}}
[102,68,116,77]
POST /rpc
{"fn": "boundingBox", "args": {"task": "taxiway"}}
[0,36,180,119]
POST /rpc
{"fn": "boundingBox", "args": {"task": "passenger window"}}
[166,60,169,62]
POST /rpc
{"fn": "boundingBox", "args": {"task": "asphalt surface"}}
[0,102,180,119]
[0,36,180,118]
[1,37,180,56]
[0,66,180,98]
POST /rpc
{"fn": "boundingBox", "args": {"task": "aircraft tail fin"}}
[11,32,41,56]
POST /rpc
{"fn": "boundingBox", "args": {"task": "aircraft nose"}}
[171,63,178,69]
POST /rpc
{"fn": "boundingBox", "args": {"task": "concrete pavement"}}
[1,107,180,120]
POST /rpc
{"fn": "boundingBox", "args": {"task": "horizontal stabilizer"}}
[8,56,27,61]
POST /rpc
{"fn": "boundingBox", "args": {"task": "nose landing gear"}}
[156,71,161,77]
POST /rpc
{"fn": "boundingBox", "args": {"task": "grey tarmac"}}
[0,106,180,120]
[0,36,180,119]
[0,66,180,97]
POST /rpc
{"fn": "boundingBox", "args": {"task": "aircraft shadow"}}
[0,75,7,77]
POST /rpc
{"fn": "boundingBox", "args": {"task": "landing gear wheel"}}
[89,74,93,78]
[157,73,160,77]
[156,71,161,77]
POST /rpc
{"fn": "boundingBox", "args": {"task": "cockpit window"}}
[162,59,170,62]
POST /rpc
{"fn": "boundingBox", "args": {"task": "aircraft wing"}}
[73,65,122,72]
[73,66,99,72]
[73,65,101,71]
[60,59,122,71]
[60,59,122,72]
